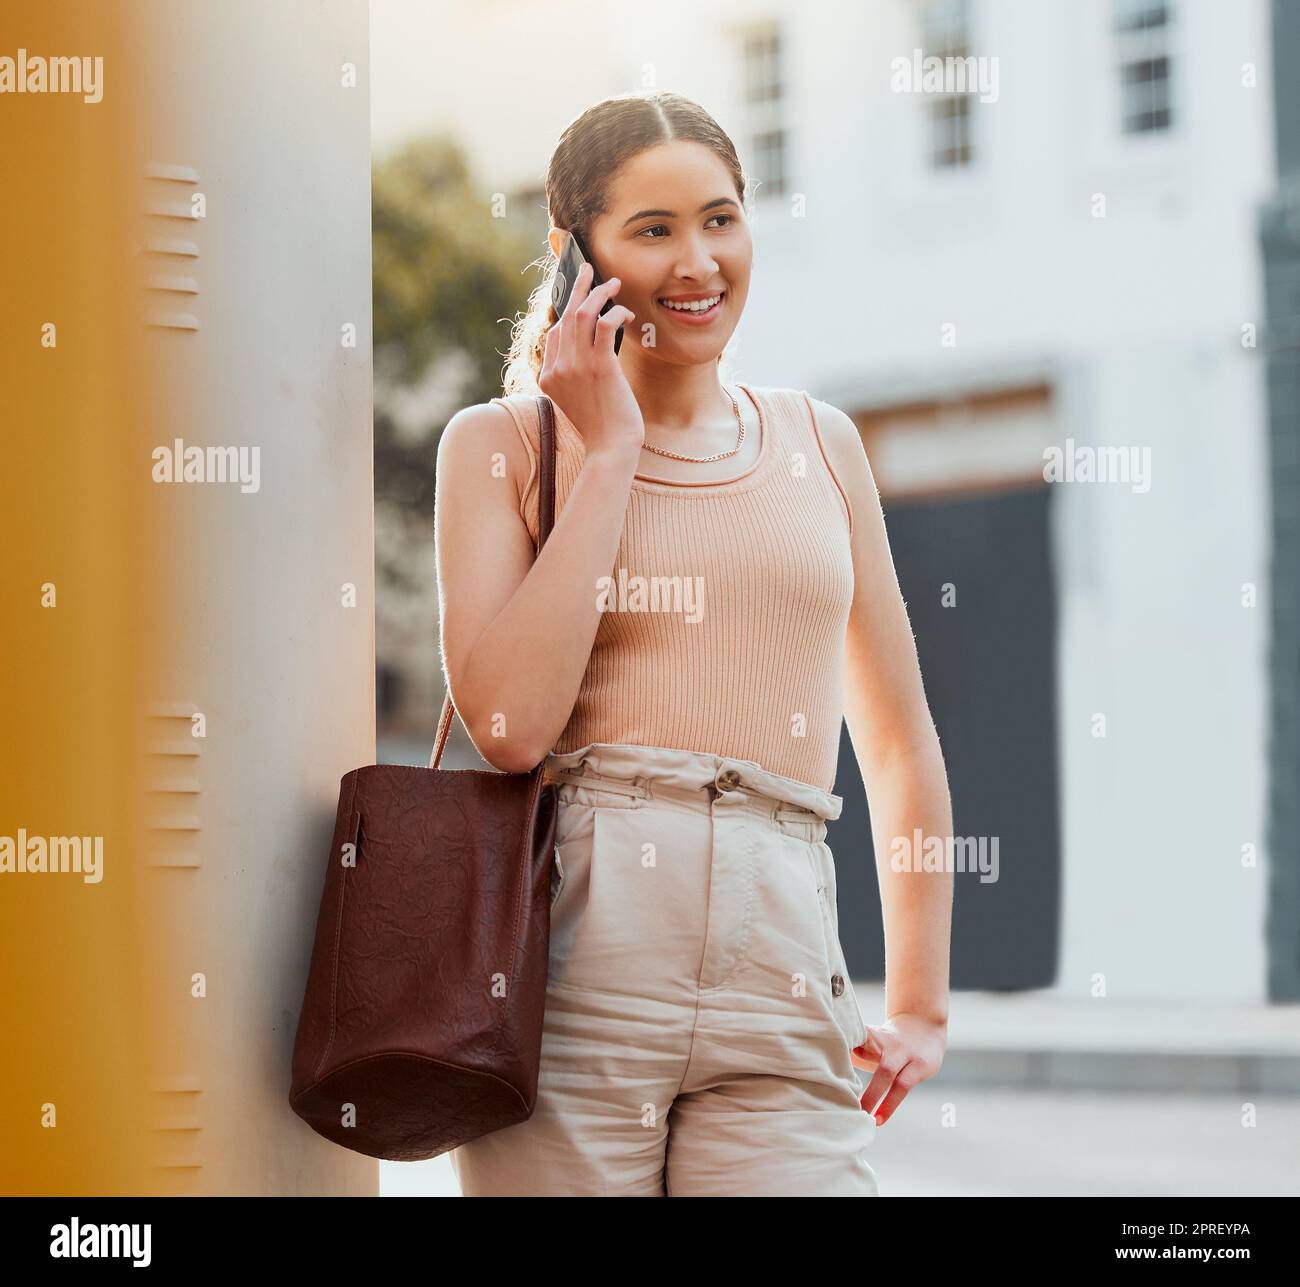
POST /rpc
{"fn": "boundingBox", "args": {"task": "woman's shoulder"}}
[742,384,860,455]
[485,391,586,453]
[440,392,584,544]
[437,397,537,512]
[442,393,539,440]
[758,385,865,536]
[795,389,860,448]
[741,383,841,429]
[439,397,531,463]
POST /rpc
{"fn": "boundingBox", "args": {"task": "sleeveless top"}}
[492,383,855,792]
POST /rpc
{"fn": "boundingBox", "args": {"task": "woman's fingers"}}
[541,271,630,392]
[853,1017,945,1125]
[594,306,634,359]
[560,261,595,343]
[541,305,563,376]
[856,1023,904,1121]
[854,1022,885,1063]
[869,1060,922,1126]
[568,258,593,312]
[574,275,623,349]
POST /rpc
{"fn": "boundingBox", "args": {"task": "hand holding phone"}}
[551,230,625,354]
[540,232,642,461]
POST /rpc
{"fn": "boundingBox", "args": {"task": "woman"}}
[435,91,953,1196]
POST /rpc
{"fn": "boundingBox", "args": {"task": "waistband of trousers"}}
[541,741,842,824]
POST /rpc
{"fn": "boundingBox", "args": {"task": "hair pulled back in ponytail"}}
[501,91,750,396]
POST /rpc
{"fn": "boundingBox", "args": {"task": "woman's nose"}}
[674,239,719,280]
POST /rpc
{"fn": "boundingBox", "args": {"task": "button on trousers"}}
[448,741,880,1196]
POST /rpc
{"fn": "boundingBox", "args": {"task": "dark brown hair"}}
[502,91,750,395]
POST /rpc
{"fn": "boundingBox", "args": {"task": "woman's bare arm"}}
[434,400,640,773]
[812,397,954,1028]
[436,263,641,773]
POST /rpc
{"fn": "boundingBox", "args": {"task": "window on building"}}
[751,130,785,197]
[743,24,781,102]
[921,0,975,168]
[1114,0,1174,133]
[741,24,785,196]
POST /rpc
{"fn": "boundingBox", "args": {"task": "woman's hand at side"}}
[853,1012,947,1125]
[539,261,643,463]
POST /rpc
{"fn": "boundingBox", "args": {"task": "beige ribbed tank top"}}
[493,383,855,792]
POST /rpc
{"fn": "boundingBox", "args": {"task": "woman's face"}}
[552,140,752,366]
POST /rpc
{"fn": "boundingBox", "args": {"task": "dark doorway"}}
[829,484,1061,990]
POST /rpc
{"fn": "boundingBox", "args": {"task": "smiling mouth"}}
[656,291,726,319]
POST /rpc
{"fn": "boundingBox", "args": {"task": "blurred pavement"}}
[382,1083,1299,1197]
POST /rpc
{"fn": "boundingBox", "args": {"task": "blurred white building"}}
[374,0,1278,1005]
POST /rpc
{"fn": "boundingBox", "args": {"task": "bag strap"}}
[429,395,558,770]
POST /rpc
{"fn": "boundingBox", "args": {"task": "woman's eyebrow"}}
[621,197,739,227]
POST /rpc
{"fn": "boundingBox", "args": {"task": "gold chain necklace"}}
[641,386,745,463]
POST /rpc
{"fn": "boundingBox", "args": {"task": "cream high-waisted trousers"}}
[449,741,880,1197]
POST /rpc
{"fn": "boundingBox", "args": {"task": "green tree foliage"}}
[372,134,540,522]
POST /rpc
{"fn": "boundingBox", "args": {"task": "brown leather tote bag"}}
[290,395,560,1162]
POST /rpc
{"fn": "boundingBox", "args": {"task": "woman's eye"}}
[636,214,735,239]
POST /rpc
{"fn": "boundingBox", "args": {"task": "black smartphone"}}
[551,229,624,354]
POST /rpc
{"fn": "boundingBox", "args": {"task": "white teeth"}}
[659,294,722,312]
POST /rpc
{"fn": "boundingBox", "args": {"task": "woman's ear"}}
[547,226,568,260]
